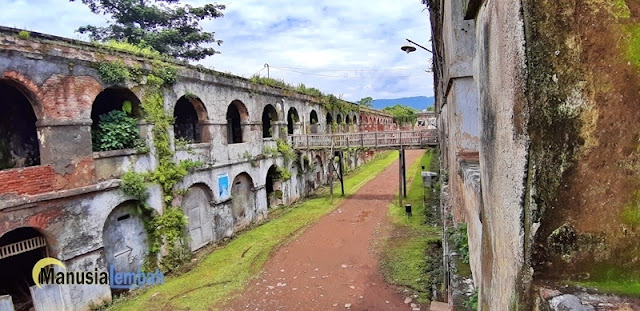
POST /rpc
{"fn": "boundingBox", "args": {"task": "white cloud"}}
[0,0,434,103]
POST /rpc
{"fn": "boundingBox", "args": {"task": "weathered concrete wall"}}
[474,1,529,309]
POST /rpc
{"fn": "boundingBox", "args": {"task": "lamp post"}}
[401,38,432,53]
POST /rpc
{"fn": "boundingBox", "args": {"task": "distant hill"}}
[372,96,434,111]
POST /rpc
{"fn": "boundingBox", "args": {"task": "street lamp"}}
[401,38,432,54]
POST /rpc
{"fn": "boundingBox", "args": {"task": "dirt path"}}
[224,150,424,311]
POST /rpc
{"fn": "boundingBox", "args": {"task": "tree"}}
[73,0,225,60]
[357,96,374,107]
[382,104,417,125]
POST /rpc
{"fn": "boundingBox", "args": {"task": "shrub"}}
[93,110,139,151]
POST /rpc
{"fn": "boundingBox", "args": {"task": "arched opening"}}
[102,200,148,286]
[262,104,278,138]
[336,114,343,124]
[182,184,214,251]
[0,80,40,170]
[0,227,48,310]
[287,107,299,135]
[345,115,352,132]
[231,173,254,227]
[309,110,319,134]
[91,87,142,152]
[266,165,282,208]
[174,95,207,143]
[314,155,324,185]
[226,100,248,144]
[326,113,333,133]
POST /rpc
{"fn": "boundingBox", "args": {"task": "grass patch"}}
[568,264,640,297]
[380,149,442,304]
[107,151,399,311]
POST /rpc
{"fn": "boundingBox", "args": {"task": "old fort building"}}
[0,26,402,310]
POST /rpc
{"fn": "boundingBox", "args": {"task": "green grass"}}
[568,264,640,297]
[380,149,441,304]
[107,151,399,311]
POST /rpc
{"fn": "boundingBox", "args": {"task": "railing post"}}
[361,133,364,148]
[346,135,350,148]
[399,131,402,146]
[375,132,378,148]
[306,135,310,149]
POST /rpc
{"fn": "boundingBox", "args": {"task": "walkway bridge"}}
[289,129,439,206]
[290,129,438,150]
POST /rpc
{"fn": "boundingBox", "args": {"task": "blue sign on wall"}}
[218,173,229,200]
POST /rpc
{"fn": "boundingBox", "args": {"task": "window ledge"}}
[93,148,145,159]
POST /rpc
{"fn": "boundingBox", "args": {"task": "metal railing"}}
[290,129,438,149]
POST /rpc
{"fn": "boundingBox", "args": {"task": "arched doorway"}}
[262,104,278,138]
[91,87,141,151]
[345,115,352,133]
[231,173,255,228]
[182,184,214,251]
[310,110,319,134]
[314,155,324,186]
[0,79,40,169]
[174,95,207,143]
[102,201,148,283]
[326,113,333,133]
[266,165,282,208]
[0,227,48,310]
[287,107,299,135]
[226,100,248,144]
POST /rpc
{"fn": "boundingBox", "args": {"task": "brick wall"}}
[0,165,56,196]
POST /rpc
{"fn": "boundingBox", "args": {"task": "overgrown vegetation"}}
[104,58,199,272]
[380,149,442,304]
[17,30,30,40]
[449,224,470,264]
[108,152,399,310]
[382,104,418,125]
[463,288,479,310]
[249,76,359,113]
[92,109,140,151]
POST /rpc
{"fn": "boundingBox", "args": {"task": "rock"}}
[276,283,287,287]
[345,303,352,308]
[280,269,285,272]
[540,288,563,300]
[267,286,275,289]
[385,301,390,304]
[349,285,355,289]
[151,292,159,298]
[404,297,413,304]
[549,294,595,311]
[411,303,417,308]
[412,308,421,311]
[342,264,348,268]
[333,303,338,307]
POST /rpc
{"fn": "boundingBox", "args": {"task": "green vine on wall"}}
[110,59,200,272]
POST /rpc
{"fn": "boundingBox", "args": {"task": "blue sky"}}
[0,0,434,102]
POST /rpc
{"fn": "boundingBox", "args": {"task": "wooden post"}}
[375,132,378,148]
[398,148,403,208]
[402,148,407,198]
[339,151,345,196]
[306,135,310,149]
[361,133,364,148]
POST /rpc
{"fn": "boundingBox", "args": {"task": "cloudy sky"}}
[1,0,433,102]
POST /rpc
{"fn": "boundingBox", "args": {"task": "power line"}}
[270,66,430,79]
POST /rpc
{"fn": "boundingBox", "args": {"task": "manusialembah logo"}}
[32,257,164,289]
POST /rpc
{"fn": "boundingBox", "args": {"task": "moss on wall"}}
[524,0,640,299]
